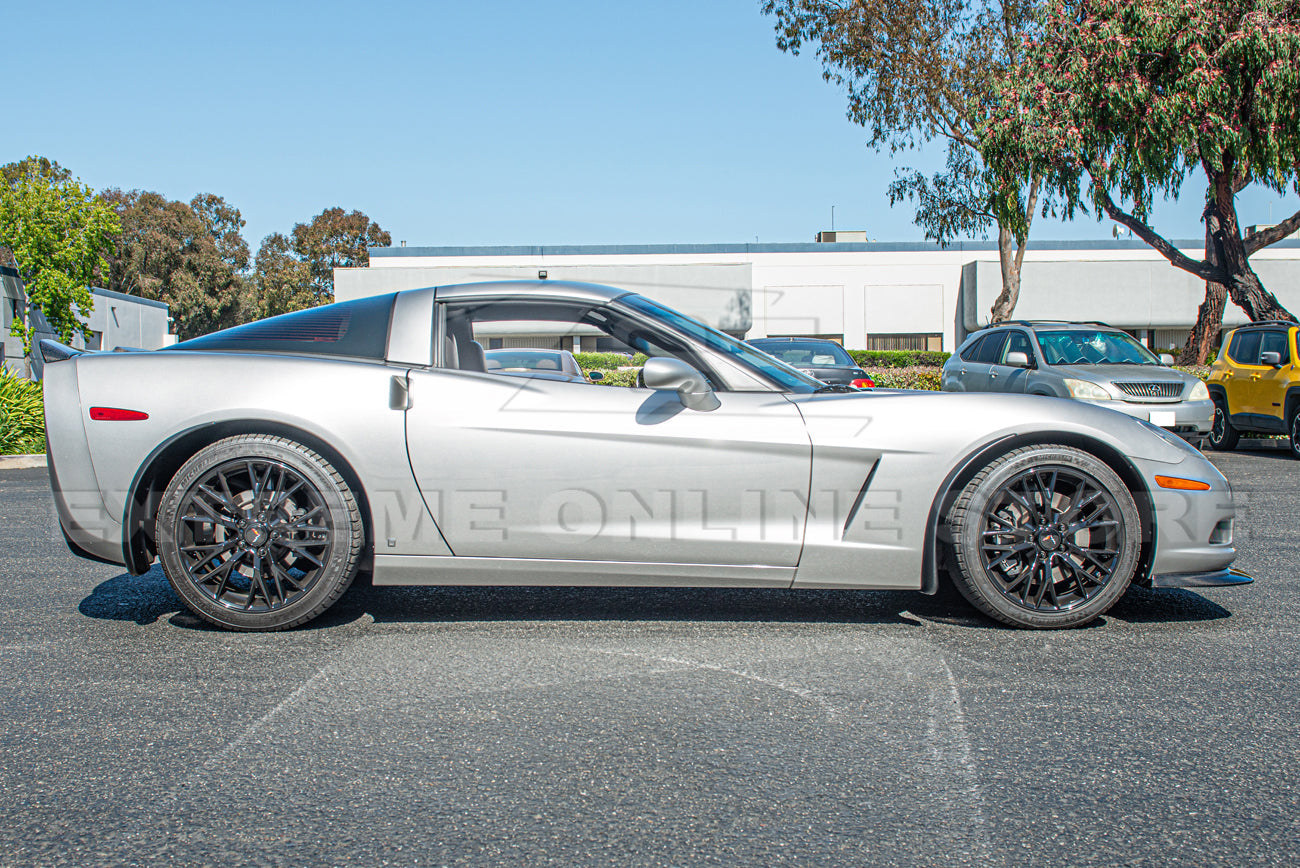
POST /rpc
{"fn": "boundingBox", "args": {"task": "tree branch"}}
[1244,206,1300,256]
[1091,182,1227,283]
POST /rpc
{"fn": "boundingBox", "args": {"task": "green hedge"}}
[0,370,45,455]
[574,352,648,369]
[590,369,640,387]
[848,350,950,368]
[863,367,943,391]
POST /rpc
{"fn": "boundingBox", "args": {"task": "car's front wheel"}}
[1208,400,1239,451]
[1290,410,1300,460]
[156,434,365,631]
[946,444,1142,629]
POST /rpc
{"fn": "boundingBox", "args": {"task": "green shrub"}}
[574,351,650,370]
[848,350,950,368]
[1172,365,1212,380]
[0,369,45,455]
[590,369,640,387]
[863,367,943,391]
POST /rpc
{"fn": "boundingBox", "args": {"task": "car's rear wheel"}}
[1208,400,1239,451]
[156,435,364,631]
[947,444,1142,629]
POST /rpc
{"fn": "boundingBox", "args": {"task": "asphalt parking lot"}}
[1,450,1297,867]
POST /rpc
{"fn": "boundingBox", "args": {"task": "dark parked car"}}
[748,338,874,388]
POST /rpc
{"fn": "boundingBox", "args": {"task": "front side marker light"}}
[1154,475,1212,491]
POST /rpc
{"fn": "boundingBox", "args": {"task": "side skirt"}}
[372,555,796,588]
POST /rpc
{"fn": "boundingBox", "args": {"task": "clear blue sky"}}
[6,0,1297,252]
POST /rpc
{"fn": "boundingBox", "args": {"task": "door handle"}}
[389,375,412,410]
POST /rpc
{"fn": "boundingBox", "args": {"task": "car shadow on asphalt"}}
[77,566,1233,632]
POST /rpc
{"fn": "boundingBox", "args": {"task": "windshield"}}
[750,339,854,367]
[619,295,822,392]
[485,350,565,371]
[1036,329,1162,366]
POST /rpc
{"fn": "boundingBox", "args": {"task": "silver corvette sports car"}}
[42,281,1247,632]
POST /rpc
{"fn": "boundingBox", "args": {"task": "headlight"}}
[1188,380,1210,401]
[1139,419,1203,456]
[1064,378,1112,401]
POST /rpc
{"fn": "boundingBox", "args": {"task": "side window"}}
[437,298,719,388]
[959,335,986,362]
[1260,330,1288,363]
[973,333,1008,364]
[1228,330,1263,365]
[1001,331,1033,364]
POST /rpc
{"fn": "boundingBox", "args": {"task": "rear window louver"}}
[173,293,397,360]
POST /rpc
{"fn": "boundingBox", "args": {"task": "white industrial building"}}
[2,266,175,378]
[336,236,1300,353]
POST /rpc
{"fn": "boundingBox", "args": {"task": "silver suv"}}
[942,322,1213,442]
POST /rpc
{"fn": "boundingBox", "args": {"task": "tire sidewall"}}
[952,446,1142,629]
[1209,401,1237,451]
[1291,411,1300,459]
[157,436,362,631]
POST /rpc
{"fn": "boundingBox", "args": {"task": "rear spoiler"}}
[38,340,148,364]
[39,339,84,364]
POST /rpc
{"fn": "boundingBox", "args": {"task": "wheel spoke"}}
[983,542,1035,571]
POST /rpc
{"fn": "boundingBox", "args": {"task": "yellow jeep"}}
[1205,321,1300,458]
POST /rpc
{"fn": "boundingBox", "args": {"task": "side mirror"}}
[1261,351,1283,367]
[1005,351,1031,368]
[587,370,604,381]
[641,357,720,411]
[1159,353,1175,365]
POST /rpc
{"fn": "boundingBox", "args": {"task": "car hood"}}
[1048,364,1194,384]
[783,388,1196,466]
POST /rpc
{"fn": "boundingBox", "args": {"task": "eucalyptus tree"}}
[764,0,1042,321]
[983,0,1300,361]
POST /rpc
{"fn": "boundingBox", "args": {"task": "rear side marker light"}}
[1154,475,1211,491]
[89,407,149,421]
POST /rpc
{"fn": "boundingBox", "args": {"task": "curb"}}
[1237,438,1289,451]
[0,454,47,470]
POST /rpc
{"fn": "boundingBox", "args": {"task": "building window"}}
[868,333,942,352]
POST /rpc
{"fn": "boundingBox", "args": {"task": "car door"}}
[947,334,1001,392]
[1225,329,1264,416]
[403,355,812,574]
[1253,328,1293,426]
[986,329,1033,394]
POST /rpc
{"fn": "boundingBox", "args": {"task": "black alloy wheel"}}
[157,435,364,631]
[948,445,1141,629]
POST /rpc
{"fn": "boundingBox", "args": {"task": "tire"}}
[156,434,365,631]
[947,444,1142,629]
[1207,400,1239,451]
[1290,410,1300,460]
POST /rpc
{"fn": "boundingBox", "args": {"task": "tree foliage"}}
[0,160,120,347]
[291,207,392,303]
[253,232,314,318]
[983,0,1300,344]
[103,190,253,340]
[763,0,1043,321]
[253,207,391,315]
